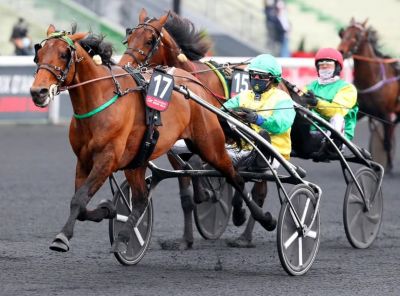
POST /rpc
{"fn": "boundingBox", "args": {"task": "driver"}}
[301,47,358,157]
[221,54,295,244]
[222,53,296,167]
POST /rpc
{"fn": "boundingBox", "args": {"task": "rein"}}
[60,72,134,91]
[352,55,400,64]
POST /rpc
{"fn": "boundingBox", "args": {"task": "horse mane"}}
[365,26,400,73]
[164,12,212,61]
[365,26,390,59]
[78,33,115,65]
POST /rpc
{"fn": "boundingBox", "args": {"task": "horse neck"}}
[353,41,382,88]
[68,52,116,117]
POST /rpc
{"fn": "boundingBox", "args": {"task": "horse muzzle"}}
[30,84,58,107]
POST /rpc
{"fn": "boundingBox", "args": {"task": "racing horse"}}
[30,25,272,253]
[120,9,268,248]
[337,18,400,171]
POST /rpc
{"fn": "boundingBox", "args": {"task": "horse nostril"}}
[30,87,48,98]
[39,88,49,96]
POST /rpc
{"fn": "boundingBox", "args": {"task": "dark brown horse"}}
[30,25,264,254]
[337,18,400,171]
[120,9,268,248]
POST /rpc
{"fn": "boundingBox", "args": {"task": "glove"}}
[304,90,318,107]
[244,111,259,124]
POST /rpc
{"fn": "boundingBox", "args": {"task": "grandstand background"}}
[0,0,399,57]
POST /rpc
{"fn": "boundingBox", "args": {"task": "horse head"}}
[119,8,170,67]
[30,25,88,107]
[337,18,369,59]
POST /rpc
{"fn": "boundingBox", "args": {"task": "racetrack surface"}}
[0,121,399,296]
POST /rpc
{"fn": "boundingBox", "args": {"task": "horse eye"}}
[146,39,154,46]
[60,52,69,60]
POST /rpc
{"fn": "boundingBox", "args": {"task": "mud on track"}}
[0,122,399,296]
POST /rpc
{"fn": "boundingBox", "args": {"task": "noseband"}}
[123,18,164,67]
[34,32,79,86]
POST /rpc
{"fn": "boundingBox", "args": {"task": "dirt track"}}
[0,122,399,296]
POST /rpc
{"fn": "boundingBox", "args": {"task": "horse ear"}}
[47,24,56,36]
[158,13,169,27]
[70,32,88,42]
[350,17,355,25]
[139,8,148,23]
[362,18,369,27]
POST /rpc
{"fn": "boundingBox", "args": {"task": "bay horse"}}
[337,18,400,171]
[120,8,268,248]
[30,25,273,254]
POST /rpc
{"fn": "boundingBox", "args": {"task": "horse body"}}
[30,25,253,253]
[120,9,277,248]
[337,19,400,170]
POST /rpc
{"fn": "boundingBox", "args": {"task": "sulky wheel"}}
[277,184,320,276]
[194,172,233,240]
[369,119,396,170]
[109,177,153,265]
[343,167,383,249]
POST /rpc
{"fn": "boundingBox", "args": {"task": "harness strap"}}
[203,61,230,99]
[358,63,400,94]
[73,94,120,119]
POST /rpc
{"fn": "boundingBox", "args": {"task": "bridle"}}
[123,17,164,67]
[34,32,81,87]
[339,24,367,58]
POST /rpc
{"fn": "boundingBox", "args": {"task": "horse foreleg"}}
[110,166,148,253]
[50,158,116,252]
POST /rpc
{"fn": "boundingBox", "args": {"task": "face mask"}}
[250,78,270,94]
[318,68,335,80]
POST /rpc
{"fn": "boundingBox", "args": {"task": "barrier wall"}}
[0,56,353,124]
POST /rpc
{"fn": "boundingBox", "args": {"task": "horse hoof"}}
[110,240,127,254]
[259,212,277,232]
[179,239,193,250]
[98,199,117,219]
[225,237,255,248]
[232,208,247,226]
[49,233,70,252]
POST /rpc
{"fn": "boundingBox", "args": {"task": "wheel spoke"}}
[218,198,229,216]
[365,212,380,224]
[305,230,317,239]
[117,214,128,222]
[134,227,145,246]
[298,237,303,266]
[348,193,364,205]
[128,187,132,212]
[301,198,310,224]
[284,231,299,249]
[198,203,214,221]
[349,208,362,229]
[289,208,301,228]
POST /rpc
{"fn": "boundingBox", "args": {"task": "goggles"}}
[317,60,335,67]
[249,71,273,80]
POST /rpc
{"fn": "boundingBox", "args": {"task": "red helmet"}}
[315,47,344,69]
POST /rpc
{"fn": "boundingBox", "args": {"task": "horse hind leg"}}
[168,152,195,249]
[198,141,275,232]
[383,121,395,172]
[227,181,268,248]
